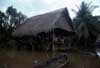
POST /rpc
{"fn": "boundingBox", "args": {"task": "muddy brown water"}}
[0,51,32,68]
[0,51,52,68]
[0,51,100,68]
[61,53,100,68]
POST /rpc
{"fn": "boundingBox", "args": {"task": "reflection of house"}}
[12,8,75,51]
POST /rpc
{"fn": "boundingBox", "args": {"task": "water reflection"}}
[32,52,65,64]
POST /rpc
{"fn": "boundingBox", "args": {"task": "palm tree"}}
[73,1,100,52]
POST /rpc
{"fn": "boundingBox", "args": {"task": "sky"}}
[0,0,100,19]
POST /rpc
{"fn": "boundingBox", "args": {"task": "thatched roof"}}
[12,8,74,36]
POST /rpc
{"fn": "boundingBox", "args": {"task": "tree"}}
[0,6,27,50]
[6,6,27,34]
[5,6,27,50]
[0,10,9,41]
[73,1,100,52]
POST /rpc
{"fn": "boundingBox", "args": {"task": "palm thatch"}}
[12,8,74,37]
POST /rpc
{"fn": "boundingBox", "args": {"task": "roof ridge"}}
[62,8,74,31]
[15,7,67,29]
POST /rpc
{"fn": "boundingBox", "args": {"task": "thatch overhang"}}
[12,8,74,37]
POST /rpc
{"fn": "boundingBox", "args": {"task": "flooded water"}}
[0,51,100,68]
[62,52,100,68]
[0,51,54,68]
[0,51,32,68]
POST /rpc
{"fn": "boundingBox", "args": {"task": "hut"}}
[12,8,75,51]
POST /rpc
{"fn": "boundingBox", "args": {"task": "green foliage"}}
[6,6,27,32]
[73,1,100,51]
[0,11,7,33]
[0,6,27,50]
